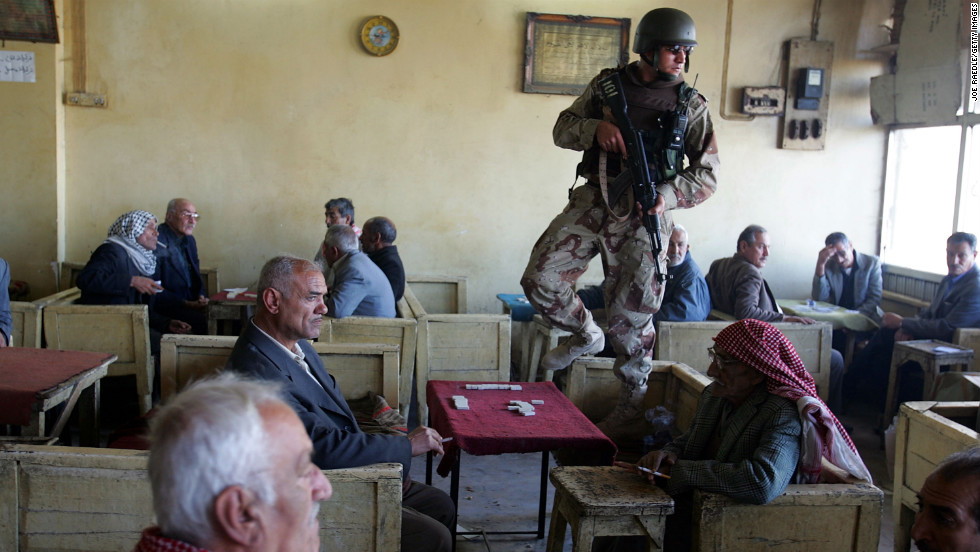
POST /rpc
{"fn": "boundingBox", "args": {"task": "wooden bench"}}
[31,286,81,308]
[881,290,931,319]
[43,304,154,414]
[160,334,400,407]
[655,320,833,402]
[406,275,467,314]
[561,357,883,552]
[0,444,401,551]
[892,401,980,552]
[320,316,417,417]
[399,284,510,424]
[8,301,42,348]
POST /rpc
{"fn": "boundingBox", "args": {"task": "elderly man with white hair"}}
[320,224,395,318]
[133,373,333,552]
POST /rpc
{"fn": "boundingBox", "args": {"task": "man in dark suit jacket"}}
[851,232,980,402]
[227,255,454,552]
[361,216,406,303]
[155,198,208,334]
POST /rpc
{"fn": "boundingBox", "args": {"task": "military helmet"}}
[632,8,697,54]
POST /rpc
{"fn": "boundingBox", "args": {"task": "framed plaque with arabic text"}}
[523,13,630,95]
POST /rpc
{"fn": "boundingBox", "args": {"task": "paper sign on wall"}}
[0,51,36,82]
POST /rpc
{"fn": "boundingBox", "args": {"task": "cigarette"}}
[441,437,454,443]
[156,242,168,248]
[635,466,671,479]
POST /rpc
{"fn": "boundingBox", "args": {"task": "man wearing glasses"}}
[632,319,870,548]
[155,198,208,334]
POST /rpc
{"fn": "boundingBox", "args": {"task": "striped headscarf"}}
[713,319,872,484]
[105,210,158,276]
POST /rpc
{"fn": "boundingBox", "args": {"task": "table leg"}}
[78,380,101,447]
[450,452,461,552]
[538,451,548,538]
[882,350,907,427]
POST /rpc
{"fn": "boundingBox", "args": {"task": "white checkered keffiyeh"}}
[104,210,157,276]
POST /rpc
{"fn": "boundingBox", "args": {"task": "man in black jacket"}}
[361,216,406,303]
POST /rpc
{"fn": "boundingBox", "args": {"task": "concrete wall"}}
[1,0,890,310]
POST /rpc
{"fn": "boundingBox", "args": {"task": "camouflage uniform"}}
[521,63,719,387]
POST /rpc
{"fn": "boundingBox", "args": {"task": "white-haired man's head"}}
[148,373,331,552]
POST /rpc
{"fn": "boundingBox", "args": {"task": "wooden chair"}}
[692,484,883,551]
[58,262,87,292]
[8,301,42,348]
[199,266,220,298]
[892,401,980,552]
[415,313,510,424]
[406,275,467,314]
[43,304,154,414]
[31,287,81,308]
[0,444,401,552]
[655,320,834,402]
[320,316,417,417]
[953,327,980,372]
[160,334,400,406]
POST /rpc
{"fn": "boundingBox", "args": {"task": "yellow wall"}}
[2,0,890,311]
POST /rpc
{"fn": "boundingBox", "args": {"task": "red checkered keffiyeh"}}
[132,527,212,552]
[714,319,872,484]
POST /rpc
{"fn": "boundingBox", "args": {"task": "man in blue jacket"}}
[656,224,710,323]
[320,224,395,318]
[0,257,11,347]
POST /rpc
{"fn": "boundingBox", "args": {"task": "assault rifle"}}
[597,72,667,284]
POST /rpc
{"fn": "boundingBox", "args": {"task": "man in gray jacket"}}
[320,224,395,318]
[811,231,882,322]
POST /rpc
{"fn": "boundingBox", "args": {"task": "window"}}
[880,71,980,274]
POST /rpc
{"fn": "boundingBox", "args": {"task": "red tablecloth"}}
[210,290,258,302]
[0,348,115,426]
[427,380,617,476]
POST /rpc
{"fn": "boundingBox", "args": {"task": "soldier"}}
[521,8,719,443]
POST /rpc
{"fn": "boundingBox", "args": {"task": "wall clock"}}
[360,15,399,56]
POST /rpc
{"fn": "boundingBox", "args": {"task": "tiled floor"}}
[409,398,903,552]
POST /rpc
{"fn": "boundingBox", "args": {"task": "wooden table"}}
[207,290,257,335]
[425,380,616,550]
[883,339,975,424]
[0,348,116,446]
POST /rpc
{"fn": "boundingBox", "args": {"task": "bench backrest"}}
[0,445,401,552]
[656,320,833,402]
[160,334,400,406]
[566,359,710,428]
[58,262,87,293]
[31,286,81,308]
[9,301,42,348]
[406,275,467,314]
[43,304,153,413]
[320,316,417,417]
[953,327,980,372]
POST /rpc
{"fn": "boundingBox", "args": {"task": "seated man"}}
[635,319,869,547]
[227,256,454,552]
[575,225,710,324]
[0,257,10,347]
[706,224,845,412]
[911,447,980,552]
[154,198,208,334]
[850,232,980,402]
[324,197,361,237]
[76,210,191,355]
[811,231,882,321]
[321,224,396,318]
[361,216,406,302]
[656,224,710,323]
[133,373,333,552]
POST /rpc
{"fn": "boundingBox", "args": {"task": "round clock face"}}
[360,16,399,56]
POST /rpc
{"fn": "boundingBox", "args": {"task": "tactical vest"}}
[579,66,697,185]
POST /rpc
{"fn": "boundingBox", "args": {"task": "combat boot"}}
[540,320,605,372]
[596,383,649,446]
